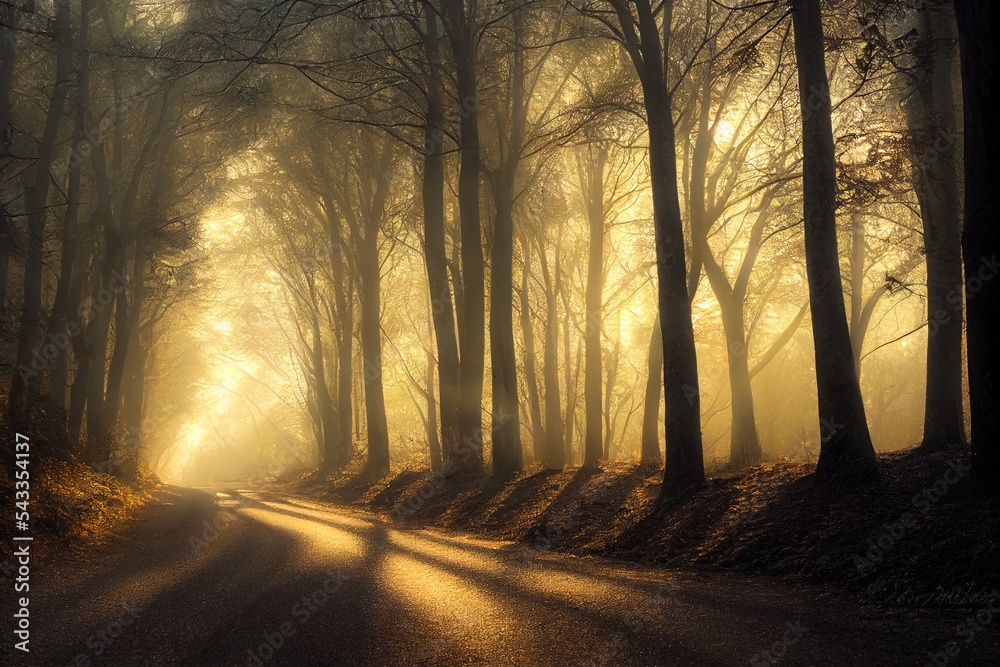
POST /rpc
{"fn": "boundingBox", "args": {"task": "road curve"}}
[12,486,998,666]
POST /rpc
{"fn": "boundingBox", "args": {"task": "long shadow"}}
[241,490,685,593]
[474,467,563,529]
[41,485,876,667]
[37,489,303,665]
[237,493,798,634]
[179,518,396,667]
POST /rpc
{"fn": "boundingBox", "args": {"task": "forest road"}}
[18,485,1000,667]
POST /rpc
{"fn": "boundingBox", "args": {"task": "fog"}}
[1,0,963,486]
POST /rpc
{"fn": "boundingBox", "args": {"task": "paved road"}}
[10,486,999,666]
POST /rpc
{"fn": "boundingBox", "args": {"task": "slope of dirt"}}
[0,399,153,574]
[302,446,999,607]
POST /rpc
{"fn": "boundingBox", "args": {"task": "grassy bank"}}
[299,445,999,606]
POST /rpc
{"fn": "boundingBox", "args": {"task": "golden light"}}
[714,120,736,145]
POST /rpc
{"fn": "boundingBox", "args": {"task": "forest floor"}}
[18,484,999,666]
[294,445,1000,608]
[0,399,153,574]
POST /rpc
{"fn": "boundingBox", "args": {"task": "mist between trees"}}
[0,0,996,494]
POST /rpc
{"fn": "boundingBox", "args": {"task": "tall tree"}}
[605,0,705,490]
[417,7,463,471]
[954,0,998,491]
[791,0,879,482]
[639,315,663,465]
[441,0,486,475]
[485,6,527,477]
[8,0,73,426]
[579,141,608,468]
[907,1,965,452]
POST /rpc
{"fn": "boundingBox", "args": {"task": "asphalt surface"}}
[9,486,1000,666]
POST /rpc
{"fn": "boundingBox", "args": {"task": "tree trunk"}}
[848,212,866,375]
[9,0,73,426]
[0,0,20,316]
[954,0,999,491]
[447,14,485,476]
[542,287,565,468]
[0,213,11,314]
[425,339,443,473]
[792,0,879,482]
[622,0,705,490]
[909,2,965,451]
[421,11,462,468]
[84,261,116,463]
[310,280,339,474]
[121,328,146,478]
[359,214,390,475]
[336,284,353,466]
[640,315,663,466]
[720,298,761,466]
[43,0,92,415]
[488,8,527,478]
[583,144,608,467]
[491,197,523,476]
[519,241,545,457]
[120,240,149,478]
[324,199,354,468]
[68,252,93,441]
[564,334,583,466]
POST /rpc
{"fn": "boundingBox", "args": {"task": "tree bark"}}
[909,1,965,451]
[954,0,999,491]
[487,8,526,477]
[564,333,583,466]
[640,315,663,466]
[420,10,461,468]
[425,336,443,473]
[612,0,705,490]
[323,198,354,468]
[0,0,22,315]
[445,5,485,475]
[358,189,390,475]
[720,297,761,466]
[538,238,565,468]
[43,0,92,415]
[519,240,545,458]
[583,144,608,467]
[792,0,879,482]
[491,197,523,475]
[310,278,339,474]
[9,0,73,426]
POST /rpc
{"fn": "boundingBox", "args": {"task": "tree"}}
[580,141,608,467]
[791,0,879,482]
[8,0,73,426]
[604,0,705,490]
[485,6,527,476]
[440,0,487,476]
[954,0,998,491]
